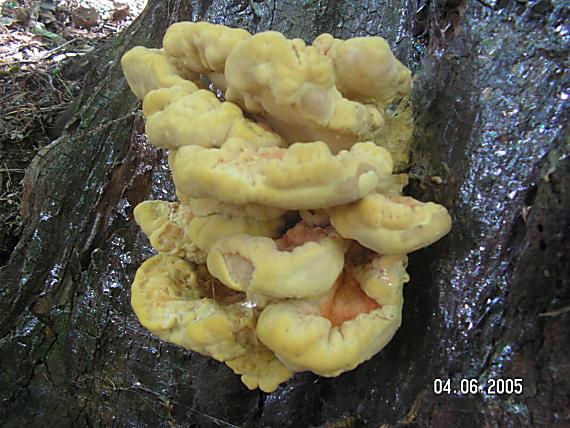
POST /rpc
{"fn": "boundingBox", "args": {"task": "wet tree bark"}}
[0,0,568,426]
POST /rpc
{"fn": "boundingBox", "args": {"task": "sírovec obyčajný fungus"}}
[121,22,451,393]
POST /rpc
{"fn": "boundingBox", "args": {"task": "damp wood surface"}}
[0,0,568,426]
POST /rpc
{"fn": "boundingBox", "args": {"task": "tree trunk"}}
[1,0,568,426]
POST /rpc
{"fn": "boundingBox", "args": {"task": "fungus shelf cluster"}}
[121,22,451,392]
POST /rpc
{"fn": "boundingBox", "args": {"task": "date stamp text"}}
[433,378,523,395]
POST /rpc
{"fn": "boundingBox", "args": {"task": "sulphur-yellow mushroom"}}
[207,222,348,298]
[169,141,394,210]
[143,87,282,150]
[163,21,251,88]
[312,33,412,106]
[122,21,452,393]
[256,252,408,376]
[224,31,386,153]
[330,193,452,254]
[134,200,284,263]
[131,254,256,361]
[225,349,293,393]
[121,47,197,99]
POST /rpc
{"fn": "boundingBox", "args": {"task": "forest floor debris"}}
[0,0,146,265]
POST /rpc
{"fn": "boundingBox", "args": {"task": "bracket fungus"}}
[122,22,451,393]
[207,222,348,299]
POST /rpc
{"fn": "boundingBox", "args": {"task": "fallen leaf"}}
[111,2,129,22]
[72,6,99,29]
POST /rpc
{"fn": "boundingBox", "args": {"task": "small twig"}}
[87,112,137,133]
[2,162,13,188]
[475,0,495,9]
[54,74,74,98]
[34,69,58,92]
[0,168,26,173]
[5,107,38,116]
[38,105,67,113]
[16,38,79,65]
[539,304,570,317]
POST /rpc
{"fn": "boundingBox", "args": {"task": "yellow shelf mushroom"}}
[224,31,385,152]
[256,253,409,376]
[122,44,281,152]
[134,200,284,264]
[163,21,251,88]
[144,87,283,150]
[122,21,451,393]
[330,193,452,254]
[169,141,393,210]
[131,254,255,361]
[121,47,197,99]
[207,222,348,298]
[312,33,412,107]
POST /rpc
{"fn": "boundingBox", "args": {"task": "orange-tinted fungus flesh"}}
[259,149,286,160]
[275,222,328,251]
[390,195,419,207]
[320,270,380,327]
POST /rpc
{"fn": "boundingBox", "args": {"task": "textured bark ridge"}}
[1,1,568,426]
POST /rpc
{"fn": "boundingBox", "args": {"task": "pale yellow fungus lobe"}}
[163,21,250,76]
[169,141,394,210]
[256,260,407,376]
[143,87,283,150]
[313,33,412,106]
[225,349,293,393]
[131,254,255,361]
[121,47,197,99]
[207,222,348,298]
[133,200,284,263]
[133,199,173,237]
[188,214,284,253]
[224,31,385,152]
[330,193,452,254]
[353,254,410,305]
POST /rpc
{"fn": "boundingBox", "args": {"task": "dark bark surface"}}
[1,0,568,426]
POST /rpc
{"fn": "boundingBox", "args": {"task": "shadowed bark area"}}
[0,0,568,426]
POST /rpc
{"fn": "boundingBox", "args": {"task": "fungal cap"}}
[170,141,393,210]
[188,213,284,253]
[121,46,197,99]
[330,193,452,254]
[313,33,412,106]
[224,31,386,150]
[226,349,293,393]
[163,21,251,75]
[143,87,282,150]
[207,229,347,298]
[131,255,255,361]
[134,200,282,263]
[256,300,402,376]
[134,200,206,262]
[353,255,410,305]
[133,200,173,237]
